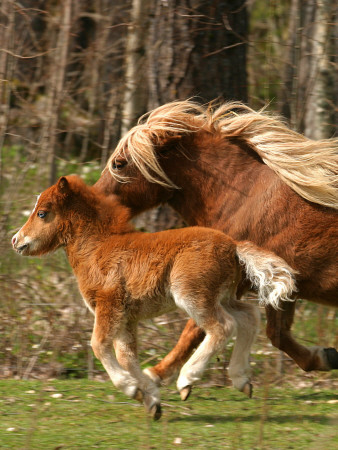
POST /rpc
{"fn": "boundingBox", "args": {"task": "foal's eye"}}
[37,210,47,219]
[112,160,127,170]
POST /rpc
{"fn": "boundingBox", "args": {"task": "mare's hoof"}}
[133,389,143,403]
[149,403,162,421]
[324,347,338,370]
[180,386,192,401]
[241,382,253,398]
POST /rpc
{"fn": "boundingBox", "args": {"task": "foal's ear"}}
[57,177,71,195]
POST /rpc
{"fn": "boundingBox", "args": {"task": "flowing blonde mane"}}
[107,100,338,209]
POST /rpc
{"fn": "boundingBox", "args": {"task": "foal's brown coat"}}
[13,176,295,419]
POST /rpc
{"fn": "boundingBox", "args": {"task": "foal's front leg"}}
[91,303,141,401]
[113,322,162,420]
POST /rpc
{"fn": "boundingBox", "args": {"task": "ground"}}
[0,379,337,449]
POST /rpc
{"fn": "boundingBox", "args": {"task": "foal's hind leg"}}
[176,304,236,400]
[225,301,260,397]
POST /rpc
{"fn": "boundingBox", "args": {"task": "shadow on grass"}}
[168,413,332,425]
[293,392,338,401]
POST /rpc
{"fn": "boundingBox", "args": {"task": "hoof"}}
[241,382,253,398]
[324,348,338,370]
[149,403,162,421]
[180,385,192,401]
[133,389,143,403]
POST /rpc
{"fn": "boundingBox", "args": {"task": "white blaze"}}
[32,194,41,214]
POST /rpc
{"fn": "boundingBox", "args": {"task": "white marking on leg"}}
[174,292,235,391]
[100,352,140,398]
[177,334,215,391]
[91,325,140,399]
[114,333,160,408]
[227,303,260,391]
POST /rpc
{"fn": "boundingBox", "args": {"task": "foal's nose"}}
[12,235,17,246]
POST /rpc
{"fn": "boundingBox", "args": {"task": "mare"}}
[12,175,296,419]
[95,99,338,386]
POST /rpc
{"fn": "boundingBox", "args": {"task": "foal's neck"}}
[65,193,132,259]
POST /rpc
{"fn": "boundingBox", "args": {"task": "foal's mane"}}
[54,176,132,234]
[107,100,338,209]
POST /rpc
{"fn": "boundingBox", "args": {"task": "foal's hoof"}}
[180,385,192,401]
[149,403,162,421]
[241,382,253,398]
[133,389,143,403]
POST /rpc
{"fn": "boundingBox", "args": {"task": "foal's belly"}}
[126,292,177,321]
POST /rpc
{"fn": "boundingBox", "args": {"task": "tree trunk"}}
[303,0,336,139]
[121,0,151,135]
[281,0,337,138]
[0,0,15,185]
[39,0,72,186]
[148,0,248,108]
[280,0,299,125]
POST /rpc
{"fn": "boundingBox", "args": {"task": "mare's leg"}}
[226,301,260,397]
[113,323,161,420]
[145,319,205,385]
[176,304,236,400]
[266,303,338,371]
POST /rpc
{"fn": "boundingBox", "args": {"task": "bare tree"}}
[0,0,15,185]
[302,0,336,139]
[121,0,151,135]
[148,0,248,108]
[281,0,337,138]
[40,0,72,185]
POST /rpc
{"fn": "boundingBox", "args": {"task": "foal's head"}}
[12,176,96,256]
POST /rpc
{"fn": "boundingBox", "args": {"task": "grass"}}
[0,380,337,449]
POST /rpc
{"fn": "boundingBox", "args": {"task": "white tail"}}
[236,241,297,309]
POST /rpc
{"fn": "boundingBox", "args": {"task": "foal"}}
[12,176,296,419]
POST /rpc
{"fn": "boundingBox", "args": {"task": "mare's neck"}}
[168,134,285,244]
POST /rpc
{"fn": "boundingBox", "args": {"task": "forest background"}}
[0,0,337,388]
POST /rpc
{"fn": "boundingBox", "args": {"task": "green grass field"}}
[0,380,337,449]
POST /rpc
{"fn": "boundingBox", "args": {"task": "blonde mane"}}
[107,100,338,209]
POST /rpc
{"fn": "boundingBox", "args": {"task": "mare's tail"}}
[236,241,297,309]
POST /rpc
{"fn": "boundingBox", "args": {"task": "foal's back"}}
[77,226,239,308]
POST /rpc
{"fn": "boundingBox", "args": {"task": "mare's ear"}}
[157,132,182,152]
[57,177,71,195]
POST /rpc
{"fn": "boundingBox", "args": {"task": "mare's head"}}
[12,176,95,256]
[95,100,210,214]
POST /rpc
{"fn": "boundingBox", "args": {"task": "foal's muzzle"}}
[12,233,30,255]
[16,244,29,254]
